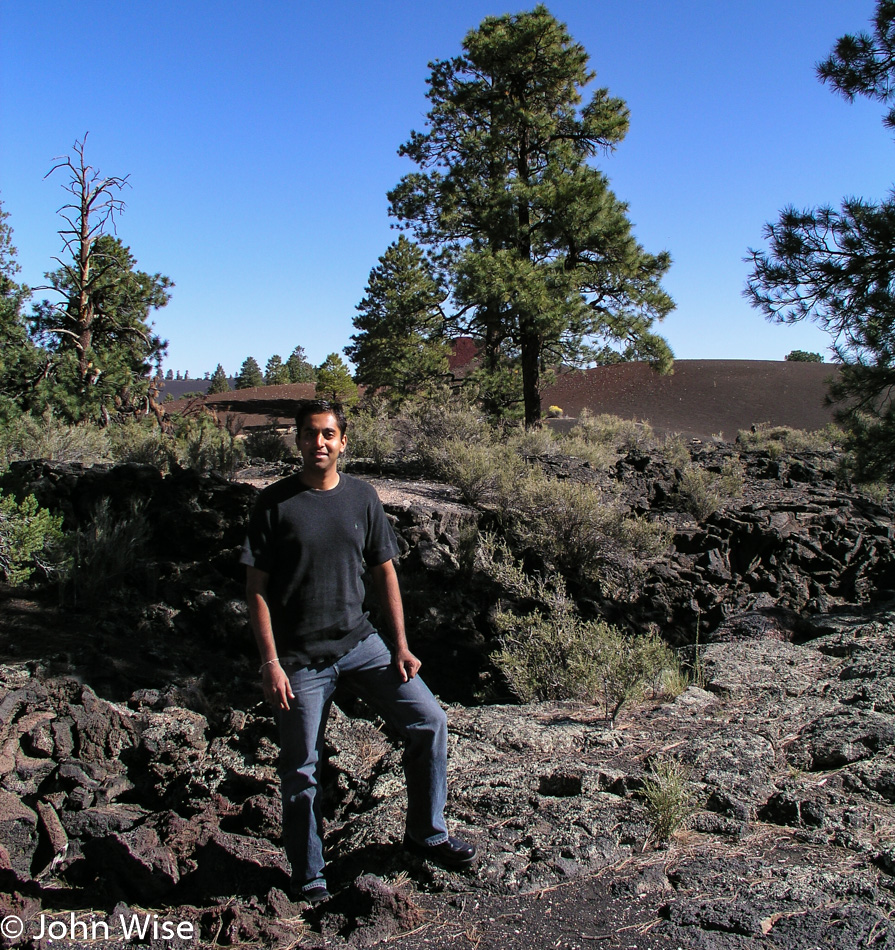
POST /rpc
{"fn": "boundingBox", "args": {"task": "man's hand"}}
[262,661,295,710]
[394,647,422,683]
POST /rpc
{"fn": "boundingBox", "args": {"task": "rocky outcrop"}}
[527,447,895,644]
[4,450,894,677]
[1,455,894,947]
[0,608,893,947]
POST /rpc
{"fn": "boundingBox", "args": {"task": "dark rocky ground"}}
[0,451,893,949]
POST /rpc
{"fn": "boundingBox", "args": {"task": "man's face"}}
[297,411,347,476]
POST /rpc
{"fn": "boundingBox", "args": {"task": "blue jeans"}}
[276,632,448,891]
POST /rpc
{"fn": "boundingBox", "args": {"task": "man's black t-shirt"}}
[240,473,400,664]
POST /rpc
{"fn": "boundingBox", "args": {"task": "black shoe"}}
[403,834,477,869]
[291,882,330,905]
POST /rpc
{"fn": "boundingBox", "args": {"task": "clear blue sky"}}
[1,0,890,378]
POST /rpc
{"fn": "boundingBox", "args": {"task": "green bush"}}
[596,624,674,724]
[503,473,671,597]
[244,427,293,462]
[658,433,691,469]
[425,439,526,505]
[569,410,654,452]
[0,492,64,585]
[834,410,895,483]
[558,410,658,471]
[0,411,111,469]
[401,400,488,464]
[735,423,840,456]
[557,434,618,471]
[385,405,669,595]
[346,409,397,470]
[856,480,890,504]
[170,411,245,476]
[672,459,744,520]
[481,536,675,724]
[422,425,670,595]
[639,758,695,842]
[107,418,174,470]
[185,428,245,476]
[505,425,559,458]
[659,665,691,699]
[66,499,151,606]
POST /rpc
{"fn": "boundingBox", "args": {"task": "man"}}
[241,399,475,905]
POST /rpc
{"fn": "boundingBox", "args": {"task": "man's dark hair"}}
[295,399,348,437]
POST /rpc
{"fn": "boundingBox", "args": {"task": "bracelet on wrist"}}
[259,658,280,673]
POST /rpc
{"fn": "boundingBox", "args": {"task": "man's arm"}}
[370,559,420,682]
[246,565,295,709]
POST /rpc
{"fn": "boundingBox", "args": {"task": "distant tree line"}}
[156,348,359,404]
[160,346,320,392]
[233,347,318,389]
[228,350,358,405]
[785,350,824,363]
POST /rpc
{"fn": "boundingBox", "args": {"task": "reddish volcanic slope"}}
[169,361,841,443]
[168,383,318,431]
[542,360,841,441]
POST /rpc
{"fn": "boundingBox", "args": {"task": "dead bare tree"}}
[32,135,171,423]
[39,133,131,385]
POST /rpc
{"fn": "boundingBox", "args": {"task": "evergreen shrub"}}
[346,409,397,470]
[570,410,654,451]
[410,407,671,594]
[403,401,487,463]
[735,423,840,456]
[244,427,293,462]
[0,492,64,584]
[658,433,691,469]
[426,440,525,505]
[503,475,671,597]
[558,434,617,470]
[170,412,245,476]
[505,426,558,458]
[108,418,174,470]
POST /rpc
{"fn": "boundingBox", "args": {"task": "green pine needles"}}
[0,492,63,585]
[385,6,674,425]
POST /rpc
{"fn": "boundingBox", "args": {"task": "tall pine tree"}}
[286,346,316,383]
[32,234,170,422]
[208,364,230,394]
[31,137,171,422]
[389,5,673,424]
[315,353,358,405]
[345,236,450,402]
[265,354,290,385]
[235,356,264,390]
[0,200,42,420]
